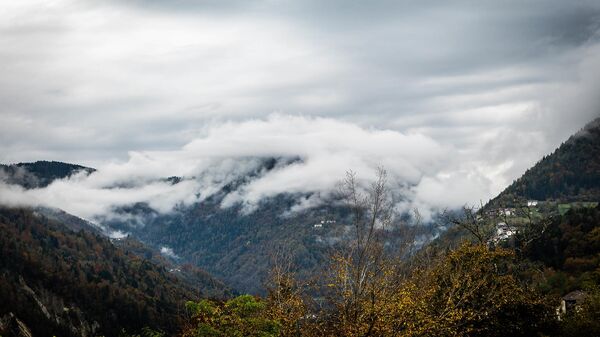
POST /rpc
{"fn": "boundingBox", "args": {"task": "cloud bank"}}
[0,115,498,221]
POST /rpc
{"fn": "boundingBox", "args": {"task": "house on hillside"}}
[527,200,539,207]
[482,209,497,219]
[557,290,588,319]
[499,208,516,216]
[495,222,515,240]
[488,222,516,245]
[314,220,336,229]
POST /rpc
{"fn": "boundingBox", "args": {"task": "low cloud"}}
[160,246,180,259]
[0,114,500,221]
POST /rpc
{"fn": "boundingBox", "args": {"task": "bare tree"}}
[264,167,422,336]
[265,245,309,337]
[443,198,552,252]
[324,167,416,336]
[442,203,494,245]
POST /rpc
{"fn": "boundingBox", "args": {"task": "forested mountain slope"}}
[0,207,229,337]
[432,117,600,251]
[524,204,600,295]
[0,158,436,295]
[0,161,95,189]
[104,190,435,294]
[490,117,600,207]
[110,195,351,294]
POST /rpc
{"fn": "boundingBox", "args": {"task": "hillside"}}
[524,204,600,295]
[107,194,352,294]
[103,186,435,294]
[0,159,439,294]
[0,161,95,189]
[432,117,600,251]
[490,117,600,207]
[0,207,229,337]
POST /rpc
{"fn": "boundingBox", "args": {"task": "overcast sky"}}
[1,1,600,218]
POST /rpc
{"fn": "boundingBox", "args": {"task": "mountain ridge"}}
[488,117,600,207]
[0,161,95,189]
[0,206,231,337]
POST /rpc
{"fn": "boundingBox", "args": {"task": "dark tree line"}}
[0,207,205,337]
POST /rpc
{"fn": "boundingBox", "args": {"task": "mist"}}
[0,114,499,221]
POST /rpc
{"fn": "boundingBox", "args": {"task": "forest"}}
[0,207,228,337]
[1,173,599,336]
[490,118,600,206]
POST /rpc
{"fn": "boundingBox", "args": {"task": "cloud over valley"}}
[1,115,499,221]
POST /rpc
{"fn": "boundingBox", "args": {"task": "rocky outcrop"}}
[1,274,101,337]
[0,313,34,337]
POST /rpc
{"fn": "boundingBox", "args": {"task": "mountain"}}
[431,117,600,251]
[0,159,436,294]
[489,117,600,207]
[0,207,230,337]
[33,206,103,234]
[0,161,95,189]
[100,166,435,294]
[106,194,352,294]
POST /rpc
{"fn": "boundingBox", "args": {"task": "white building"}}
[557,290,587,320]
[499,208,516,216]
[496,222,515,240]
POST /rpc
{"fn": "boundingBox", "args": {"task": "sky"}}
[1,0,600,220]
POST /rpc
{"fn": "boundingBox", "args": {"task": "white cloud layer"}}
[0,115,497,220]
[160,246,180,259]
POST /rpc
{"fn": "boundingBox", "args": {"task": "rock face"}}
[0,267,101,336]
[15,276,100,337]
[0,313,34,337]
[0,271,101,337]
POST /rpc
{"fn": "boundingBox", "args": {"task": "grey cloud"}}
[0,115,471,221]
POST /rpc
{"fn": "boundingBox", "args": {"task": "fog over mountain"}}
[1,115,476,220]
[1,1,600,220]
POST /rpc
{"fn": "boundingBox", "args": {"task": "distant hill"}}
[103,181,435,294]
[107,194,352,294]
[431,117,600,251]
[0,159,433,294]
[0,161,95,189]
[489,117,600,207]
[0,207,230,337]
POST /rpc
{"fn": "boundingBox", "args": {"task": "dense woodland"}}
[0,161,94,189]
[0,207,228,337]
[490,118,600,206]
[102,163,436,294]
[525,205,600,296]
[2,185,599,336]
